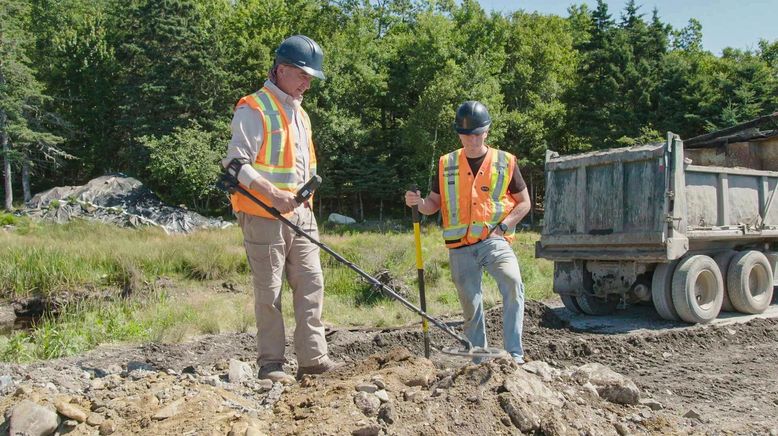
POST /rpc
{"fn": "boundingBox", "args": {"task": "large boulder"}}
[23,175,228,233]
[328,213,356,225]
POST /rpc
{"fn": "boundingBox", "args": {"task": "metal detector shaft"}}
[226,179,472,350]
[410,184,431,358]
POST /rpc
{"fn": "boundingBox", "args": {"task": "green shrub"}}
[0,213,18,226]
[140,121,228,214]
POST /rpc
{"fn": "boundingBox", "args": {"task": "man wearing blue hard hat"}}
[223,35,341,384]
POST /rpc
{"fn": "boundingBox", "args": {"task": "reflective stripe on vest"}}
[230,87,317,219]
[439,148,517,248]
[248,89,296,188]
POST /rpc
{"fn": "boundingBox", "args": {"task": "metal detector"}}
[218,170,505,360]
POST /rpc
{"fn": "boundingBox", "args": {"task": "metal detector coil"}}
[441,346,507,359]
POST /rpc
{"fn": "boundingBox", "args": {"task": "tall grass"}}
[0,219,248,298]
[317,227,553,327]
[0,218,554,361]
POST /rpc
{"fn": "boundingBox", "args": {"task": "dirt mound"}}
[0,345,678,436]
[1,301,777,434]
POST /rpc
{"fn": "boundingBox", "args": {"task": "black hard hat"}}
[454,101,491,135]
[275,35,326,80]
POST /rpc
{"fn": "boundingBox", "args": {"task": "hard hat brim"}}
[454,123,490,135]
[276,57,326,80]
[300,65,326,80]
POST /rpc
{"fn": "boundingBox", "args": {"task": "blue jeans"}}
[448,237,525,362]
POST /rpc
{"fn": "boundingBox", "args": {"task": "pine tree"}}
[1,0,66,210]
[28,0,115,184]
[112,0,231,175]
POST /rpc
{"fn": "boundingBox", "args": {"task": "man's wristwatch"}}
[498,222,509,233]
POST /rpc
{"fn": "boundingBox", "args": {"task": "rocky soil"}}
[1,301,777,435]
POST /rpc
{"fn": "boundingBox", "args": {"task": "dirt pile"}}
[0,346,677,436]
[1,301,776,434]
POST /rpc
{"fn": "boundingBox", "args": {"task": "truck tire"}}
[713,250,737,312]
[561,294,583,314]
[671,255,723,324]
[727,250,774,314]
[651,262,680,320]
[575,293,618,316]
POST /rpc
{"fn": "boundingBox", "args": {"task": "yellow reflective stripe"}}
[442,225,468,241]
[244,94,269,151]
[467,224,486,239]
[263,90,289,166]
[252,165,296,187]
[252,163,295,174]
[444,151,460,225]
[256,91,285,166]
[491,150,509,222]
[302,108,317,174]
[263,88,295,165]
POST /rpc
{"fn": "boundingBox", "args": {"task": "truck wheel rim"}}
[748,264,770,300]
[694,270,718,310]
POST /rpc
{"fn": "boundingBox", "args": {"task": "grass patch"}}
[0,220,248,298]
[0,219,554,362]
[0,213,19,226]
[1,297,161,362]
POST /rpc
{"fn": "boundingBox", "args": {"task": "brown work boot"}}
[296,357,344,380]
[258,362,295,385]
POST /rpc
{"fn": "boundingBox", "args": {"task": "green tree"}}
[111,0,232,175]
[1,0,66,210]
[27,0,114,187]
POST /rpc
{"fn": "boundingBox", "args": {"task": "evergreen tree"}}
[1,0,66,210]
[111,0,232,175]
[28,0,114,186]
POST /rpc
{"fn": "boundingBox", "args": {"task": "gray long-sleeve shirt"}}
[223,80,311,191]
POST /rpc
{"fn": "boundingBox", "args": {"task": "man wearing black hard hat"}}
[405,101,531,364]
[223,35,341,384]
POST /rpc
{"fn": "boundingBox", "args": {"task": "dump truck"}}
[536,114,778,323]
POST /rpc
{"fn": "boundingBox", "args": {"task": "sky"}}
[476,0,778,55]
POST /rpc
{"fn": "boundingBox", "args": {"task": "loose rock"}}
[573,363,640,405]
[153,398,185,420]
[229,359,254,384]
[352,423,381,436]
[354,391,381,416]
[87,412,105,426]
[99,419,117,435]
[54,398,88,422]
[355,383,378,393]
[8,399,59,436]
[378,402,395,425]
[375,389,389,403]
[498,393,540,433]
[640,398,664,411]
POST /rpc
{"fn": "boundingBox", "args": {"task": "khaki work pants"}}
[238,208,328,367]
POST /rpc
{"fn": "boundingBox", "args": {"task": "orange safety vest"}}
[439,147,518,248]
[230,87,318,219]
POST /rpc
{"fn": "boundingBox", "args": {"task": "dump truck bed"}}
[537,134,778,263]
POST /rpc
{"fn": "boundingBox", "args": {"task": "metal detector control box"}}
[295,175,322,203]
